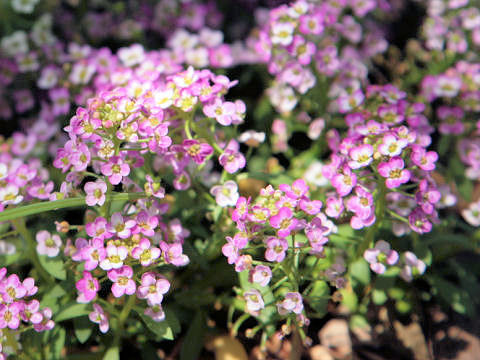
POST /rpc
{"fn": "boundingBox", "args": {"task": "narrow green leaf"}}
[180,312,206,360]
[56,303,91,322]
[0,192,147,222]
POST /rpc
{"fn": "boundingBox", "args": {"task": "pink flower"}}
[408,208,432,234]
[85,217,112,240]
[232,197,250,222]
[378,134,408,157]
[279,179,309,199]
[348,144,373,169]
[244,289,264,313]
[81,238,106,271]
[145,305,165,322]
[363,240,399,274]
[76,271,99,303]
[134,211,159,237]
[32,307,54,332]
[107,265,136,298]
[338,89,364,113]
[250,265,272,287]
[108,212,136,239]
[84,180,107,206]
[331,165,357,196]
[378,157,410,189]
[0,303,21,329]
[0,274,26,303]
[183,139,213,164]
[410,146,438,171]
[203,98,237,126]
[277,292,303,315]
[346,186,374,219]
[325,196,344,218]
[400,252,426,282]
[101,156,130,185]
[132,238,161,266]
[137,272,170,306]
[36,230,62,257]
[219,149,246,173]
[144,175,165,199]
[265,237,288,262]
[89,304,109,333]
[160,242,189,266]
[269,207,298,238]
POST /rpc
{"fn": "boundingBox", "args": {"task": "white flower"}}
[11,0,40,14]
[118,44,145,67]
[462,200,480,226]
[271,22,295,46]
[304,161,329,187]
[210,181,239,207]
[0,240,15,255]
[1,31,29,56]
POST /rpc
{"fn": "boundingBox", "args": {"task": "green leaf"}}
[103,346,120,360]
[45,326,65,360]
[74,317,93,344]
[180,312,206,360]
[0,252,21,266]
[340,288,358,312]
[38,255,66,280]
[429,276,475,316]
[307,281,329,316]
[137,311,174,341]
[350,258,370,287]
[56,303,91,322]
[372,289,388,305]
[0,192,147,222]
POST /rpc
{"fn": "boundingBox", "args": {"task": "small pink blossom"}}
[89,304,109,333]
[107,265,136,298]
[36,230,62,257]
[84,180,107,206]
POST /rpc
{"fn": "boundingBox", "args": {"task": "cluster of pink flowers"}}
[421,0,480,55]
[69,208,189,324]
[363,240,426,280]
[225,179,337,320]
[53,65,246,195]
[0,267,54,357]
[249,0,389,114]
[321,84,446,235]
[0,134,55,210]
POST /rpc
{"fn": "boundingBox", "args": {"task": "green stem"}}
[112,295,136,354]
[11,218,54,285]
[0,192,147,222]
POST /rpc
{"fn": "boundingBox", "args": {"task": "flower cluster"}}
[249,0,389,114]
[70,209,189,323]
[363,240,426,280]
[54,65,246,195]
[0,267,53,359]
[225,179,336,320]
[322,84,443,235]
[0,134,55,210]
[421,0,480,56]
